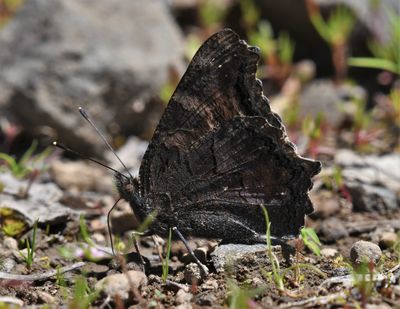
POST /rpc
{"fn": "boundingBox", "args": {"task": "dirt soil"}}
[0,160,399,308]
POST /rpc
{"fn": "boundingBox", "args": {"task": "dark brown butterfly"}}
[116,29,321,244]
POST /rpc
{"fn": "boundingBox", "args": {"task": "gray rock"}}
[49,160,113,193]
[211,243,274,273]
[347,182,398,213]
[335,150,400,193]
[335,150,400,212]
[95,270,147,300]
[0,0,183,156]
[319,218,349,243]
[0,172,75,226]
[350,240,382,267]
[299,80,366,128]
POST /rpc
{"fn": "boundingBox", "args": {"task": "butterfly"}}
[115,29,321,244]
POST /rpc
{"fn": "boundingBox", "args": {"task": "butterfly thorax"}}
[115,173,148,221]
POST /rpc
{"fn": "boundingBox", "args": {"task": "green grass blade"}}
[162,227,172,282]
[348,57,399,74]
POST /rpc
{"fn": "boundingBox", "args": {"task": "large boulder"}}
[0,0,184,156]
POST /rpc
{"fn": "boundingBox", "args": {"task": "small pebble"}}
[370,226,394,243]
[195,293,216,306]
[175,304,192,309]
[95,270,147,300]
[332,266,349,277]
[251,277,263,287]
[320,218,348,243]
[393,285,400,297]
[37,291,55,304]
[379,232,398,249]
[202,278,219,290]
[184,263,208,285]
[0,258,16,272]
[91,233,106,245]
[148,274,162,284]
[3,237,18,251]
[175,289,192,305]
[320,248,339,258]
[350,240,382,267]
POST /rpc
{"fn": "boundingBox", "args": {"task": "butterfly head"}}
[115,172,149,222]
[115,173,138,201]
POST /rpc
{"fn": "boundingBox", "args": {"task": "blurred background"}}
[0,0,399,165]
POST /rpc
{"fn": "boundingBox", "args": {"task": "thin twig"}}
[0,262,85,281]
[320,272,393,289]
[279,292,346,308]
[99,295,112,309]
[0,296,24,306]
[165,279,190,292]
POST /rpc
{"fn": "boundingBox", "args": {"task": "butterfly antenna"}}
[78,107,134,180]
[52,141,129,180]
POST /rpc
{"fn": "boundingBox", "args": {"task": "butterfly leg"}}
[172,227,209,277]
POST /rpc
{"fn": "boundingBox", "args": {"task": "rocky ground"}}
[0,0,399,308]
[0,143,399,308]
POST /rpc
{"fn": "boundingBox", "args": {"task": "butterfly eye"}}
[125,183,134,193]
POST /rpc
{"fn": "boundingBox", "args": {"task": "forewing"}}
[139,29,283,195]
